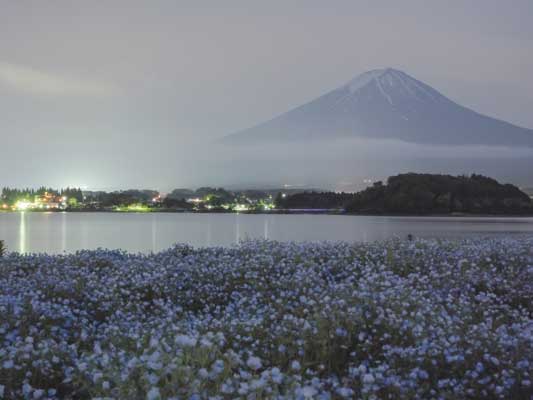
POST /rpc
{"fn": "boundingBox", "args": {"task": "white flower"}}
[291,360,301,371]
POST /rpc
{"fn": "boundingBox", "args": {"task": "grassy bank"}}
[1,239,532,398]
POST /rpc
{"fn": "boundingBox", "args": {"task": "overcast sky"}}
[2,1,533,189]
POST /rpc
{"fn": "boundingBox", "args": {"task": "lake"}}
[1,212,533,253]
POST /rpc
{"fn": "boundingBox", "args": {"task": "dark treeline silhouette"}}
[345,173,532,214]
[275,173,532,214]
[275,191,355,210]
[167,187,321,211]
[168,187,234,206]
[167,187,244,210]
[61,188,84,203]
[84,189,158,207]
[3,175,529,214]
[161,197,194,210]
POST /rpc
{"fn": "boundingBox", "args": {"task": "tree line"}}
[346,173,532,214]
[276,173,532,215]
[1,187,83,205]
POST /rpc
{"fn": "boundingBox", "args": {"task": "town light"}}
[234,204,249,212]
[15,201,32,211]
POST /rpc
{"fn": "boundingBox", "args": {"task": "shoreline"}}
[2,209,533,218]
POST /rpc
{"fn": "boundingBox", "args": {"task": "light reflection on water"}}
[1,212,532,254]
[19,211,26,253]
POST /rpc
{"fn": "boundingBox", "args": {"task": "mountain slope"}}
[222,68,533,147]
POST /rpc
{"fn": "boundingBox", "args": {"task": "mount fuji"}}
[222,68,533,147]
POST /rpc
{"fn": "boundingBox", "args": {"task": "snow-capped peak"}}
[346,68,440,103]
[224,67,533,149]
[346,68,388,94]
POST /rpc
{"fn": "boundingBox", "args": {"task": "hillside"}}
[275,191,355,210]
[345,173,532,214]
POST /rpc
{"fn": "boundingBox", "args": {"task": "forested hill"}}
[345,173,532,215]
[275,191,355,210]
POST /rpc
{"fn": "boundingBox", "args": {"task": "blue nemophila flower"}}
[146,387,160,400]
[246,356,262,371]
[0,238,532,398]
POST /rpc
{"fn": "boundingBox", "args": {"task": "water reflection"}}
[206,217,212,246]
[151,215,157,252]
[264,218,269,240]
[81,219,89,249]
[19,211,26,253]
[235,214,240,243]
[1,212,532,254]
[61,212,67,252]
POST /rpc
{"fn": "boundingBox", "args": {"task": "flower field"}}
[1,238,533,399]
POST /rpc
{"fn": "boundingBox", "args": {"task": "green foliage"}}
[61,187,84,203]
[274,192,284,208]
[85,190,156,207]
[346,173,532,215]
[166,188,195,200]
[196,187,235,203]
[276,191,355,210]
[161,197,194,210]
